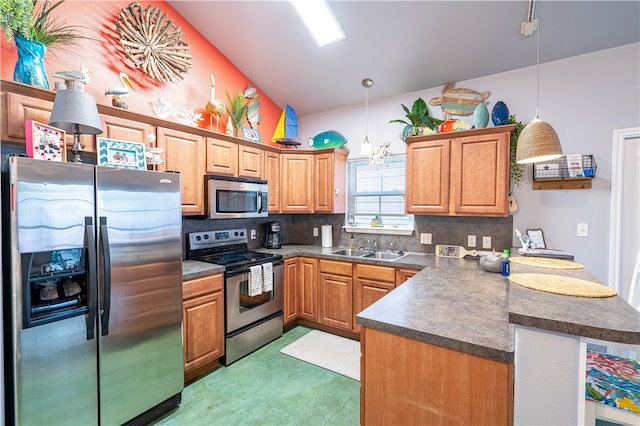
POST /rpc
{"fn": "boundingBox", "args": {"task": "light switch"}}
[577,223,589,237]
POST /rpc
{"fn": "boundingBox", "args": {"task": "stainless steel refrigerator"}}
[2,157,184,425]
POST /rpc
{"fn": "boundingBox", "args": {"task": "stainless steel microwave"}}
[207,175,268,219]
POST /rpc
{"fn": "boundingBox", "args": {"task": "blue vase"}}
[13,36,49,90]
[491,101,509,126]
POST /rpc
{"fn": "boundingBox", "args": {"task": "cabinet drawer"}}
[319,259,352,276]
[183,274,223,300]
[355,263,396,283]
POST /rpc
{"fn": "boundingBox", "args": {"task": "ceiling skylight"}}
[290,0,345,47]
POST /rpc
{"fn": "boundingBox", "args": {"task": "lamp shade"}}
[515,117,563,164]
[49,89,103,135]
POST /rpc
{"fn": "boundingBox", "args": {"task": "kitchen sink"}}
[331,249,408,261]
[364,251,408,261]
[331,249,374,257]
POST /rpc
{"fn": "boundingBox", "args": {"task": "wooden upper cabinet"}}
[264,150,281,212]
[281,153,314,213]
[238,144,263,178]
[405,139,450,214]
[450,131,510,216]
[2,91,94,151]
[157,127,206,215]
[406,125,513,217]
[98,114,154,146]
[206,137,237,176]
[313,149,347,213]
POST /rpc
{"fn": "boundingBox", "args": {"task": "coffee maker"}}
[264,221,282,249]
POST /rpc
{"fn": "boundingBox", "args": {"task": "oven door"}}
[225,262,283,333]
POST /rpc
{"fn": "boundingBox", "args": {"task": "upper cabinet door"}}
[238,144,263,178]
[99,115,154,146]
[157,127,206,215]
[3,92,94,151]
[449,131,510,217]
[206,137,237,176]
[405,139,450,214]
[313,150,347,214]
[281,153,313,213]
[264,151,281,212]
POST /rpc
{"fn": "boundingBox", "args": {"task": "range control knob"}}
[203,234,209,240]
[195,235,201,241]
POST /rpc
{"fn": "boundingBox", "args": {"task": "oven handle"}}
[225,261,283,277]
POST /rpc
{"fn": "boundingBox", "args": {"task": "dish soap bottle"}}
[501,249,510,276]
[348,234,356,250]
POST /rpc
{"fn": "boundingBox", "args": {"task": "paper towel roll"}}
[321,225,333,247]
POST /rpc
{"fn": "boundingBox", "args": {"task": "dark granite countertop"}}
[184,244,640,363]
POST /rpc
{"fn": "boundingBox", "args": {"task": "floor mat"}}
[280,329,360,381]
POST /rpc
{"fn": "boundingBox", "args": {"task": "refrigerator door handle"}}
[85,217,97,340]
[99,216,112,336]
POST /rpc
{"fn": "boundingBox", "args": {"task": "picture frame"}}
[241,127,260,143]
[25,120,66,162]
[526,228,546,249]
[97,138,146,170]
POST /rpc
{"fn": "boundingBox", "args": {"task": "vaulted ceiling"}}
[169,1,640,116]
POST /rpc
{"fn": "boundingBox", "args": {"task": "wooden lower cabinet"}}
[353,263,396,333]
[283,258,299,324]
[298,257,318,321]
[396,267,420,285]
[182,273,224,382]
[361,327,513,425]
[319,260,353,330]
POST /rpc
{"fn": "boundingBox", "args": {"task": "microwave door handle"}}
[84,217,97,340]
[99,216,112,336]
[258,191,263,212]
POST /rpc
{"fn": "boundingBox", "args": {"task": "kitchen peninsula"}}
[355,254,640,425]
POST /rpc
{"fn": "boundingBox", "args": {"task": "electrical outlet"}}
[577,223,589,237]
[313,227,318,237]
[482,236,492,249]
[250,229,257,240]
[420,233,432,244]
[468,235,476,247]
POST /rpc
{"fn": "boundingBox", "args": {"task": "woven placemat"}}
[509,273,617,298]
[510,256,584,270]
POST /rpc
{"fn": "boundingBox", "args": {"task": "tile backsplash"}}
[183,213,513,257]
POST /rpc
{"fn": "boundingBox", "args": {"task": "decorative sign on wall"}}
[116,2,193,83]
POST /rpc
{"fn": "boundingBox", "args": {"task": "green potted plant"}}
[225,91,248,137]
[508,115,526,186]
[0,0,86,89]
[389,97,444,141]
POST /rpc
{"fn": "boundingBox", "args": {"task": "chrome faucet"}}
[366,238,378,251]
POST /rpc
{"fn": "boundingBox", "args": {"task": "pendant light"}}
[515,1,563,164]
[360,78,373,156]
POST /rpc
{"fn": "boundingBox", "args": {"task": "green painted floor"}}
[155,326,360,425]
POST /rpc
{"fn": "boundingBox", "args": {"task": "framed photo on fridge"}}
[97,138,146,170]
[25,120,66,162]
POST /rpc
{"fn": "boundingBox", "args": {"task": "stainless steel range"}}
[187,229,283,365]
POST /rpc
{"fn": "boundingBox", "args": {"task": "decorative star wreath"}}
[115,2,192,83]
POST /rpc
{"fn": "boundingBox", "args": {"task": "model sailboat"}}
[271,104,300,147]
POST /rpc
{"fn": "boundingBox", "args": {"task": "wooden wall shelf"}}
[532,178,592,190]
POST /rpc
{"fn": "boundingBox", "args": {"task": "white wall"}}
[298,43,640,283]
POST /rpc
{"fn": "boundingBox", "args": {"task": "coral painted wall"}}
[0,0,282,146]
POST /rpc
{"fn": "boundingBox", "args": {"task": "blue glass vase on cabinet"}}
[13,36,50,90]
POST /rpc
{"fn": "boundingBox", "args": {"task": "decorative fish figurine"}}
[308,130,348,149]
[429,82,490,120]
[244,84,260,129]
